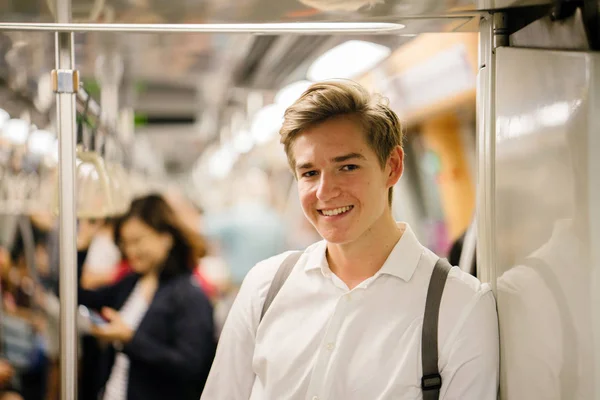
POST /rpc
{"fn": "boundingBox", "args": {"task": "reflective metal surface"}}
[476,14,496,288]
[0,21,407,33]
[495,47,600,399]
[54,3,79,399]
[0,0,552,25]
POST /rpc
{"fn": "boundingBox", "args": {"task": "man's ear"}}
[386,146,404,187]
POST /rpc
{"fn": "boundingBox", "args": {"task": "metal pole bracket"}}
[51,69,80,94]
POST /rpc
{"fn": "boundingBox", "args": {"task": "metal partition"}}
[494,47,600,400]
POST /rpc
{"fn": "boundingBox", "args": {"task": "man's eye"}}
[302,171,318,178]
[341,165,359,171]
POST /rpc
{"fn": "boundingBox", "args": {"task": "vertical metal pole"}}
[589,55,600,400]
[54,0,78,399]
[476,14,497,291]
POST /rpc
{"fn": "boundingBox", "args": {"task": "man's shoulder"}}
[446,264,492,300]
[414,250,498,349]
[417,248,493,313]
[433,257,497,340]
[241,249,307,293]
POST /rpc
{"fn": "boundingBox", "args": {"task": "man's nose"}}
[316,173,341,202]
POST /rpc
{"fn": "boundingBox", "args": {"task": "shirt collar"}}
[377,223,424,281]
[302,222,424,282]
[303,240,331,277]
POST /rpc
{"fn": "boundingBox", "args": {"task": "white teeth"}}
[321,206,352,216]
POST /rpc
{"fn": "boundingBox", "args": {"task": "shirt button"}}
[312,397,319,400]
[326,342,335,351]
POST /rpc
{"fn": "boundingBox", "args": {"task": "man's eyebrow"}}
[332,152,366,163]
[296,153,366,171]
[296,162,314,171]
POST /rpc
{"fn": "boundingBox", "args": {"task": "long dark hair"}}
[115,194,207,280]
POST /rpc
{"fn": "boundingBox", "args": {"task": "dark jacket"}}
[79,272,216,400]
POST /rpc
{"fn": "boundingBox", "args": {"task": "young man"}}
[201,80,499,399]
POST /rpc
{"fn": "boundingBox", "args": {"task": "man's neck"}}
[326,214,404,289]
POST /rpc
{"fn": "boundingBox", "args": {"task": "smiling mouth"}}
[318,205,354,217]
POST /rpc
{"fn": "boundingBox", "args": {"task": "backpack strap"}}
[421,257,452,400]
[260,251,303,322]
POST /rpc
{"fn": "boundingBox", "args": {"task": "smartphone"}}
[79,305,108,326]
[89,310,108,326]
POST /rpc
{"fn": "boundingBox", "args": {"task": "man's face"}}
[292,117,402,245]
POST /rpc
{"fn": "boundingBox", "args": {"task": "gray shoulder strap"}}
[260,251,303,322]
[421,257,452,400]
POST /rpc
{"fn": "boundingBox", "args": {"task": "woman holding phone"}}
[79,194,216,400]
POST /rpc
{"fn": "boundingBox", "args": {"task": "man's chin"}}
[320,230,357,246]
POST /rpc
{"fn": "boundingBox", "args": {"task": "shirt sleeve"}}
[441,289,500,400]
[200,253,286,400]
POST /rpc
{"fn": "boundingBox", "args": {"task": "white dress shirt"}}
[202,223,499,400]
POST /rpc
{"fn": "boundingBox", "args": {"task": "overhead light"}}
[2,119,30,145]
[208,146,237,179]
[275,80,313,109]
[307,40,392,81]
[250,104,286,145]
[28,130,55,156]
[232,130,254,154]
[0,109,10,130]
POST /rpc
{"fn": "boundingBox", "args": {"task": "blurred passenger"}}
[3,221,50,400]
[161,191,222,301]
[0,358,23,400]
[202,81,499,399]
[0,248,23,400]
[80,218,121,290]
[79,194,216,400]
[109,242,219,303]
[202,167,287,288]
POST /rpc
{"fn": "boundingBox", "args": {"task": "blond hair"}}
[279,80,403,205]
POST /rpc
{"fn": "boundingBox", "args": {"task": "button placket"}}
[305,296,349,399]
